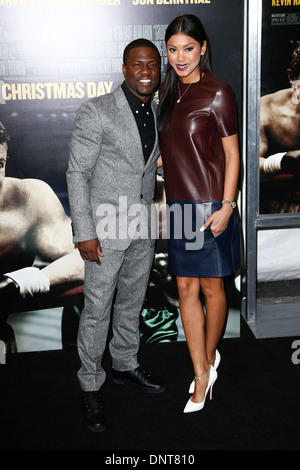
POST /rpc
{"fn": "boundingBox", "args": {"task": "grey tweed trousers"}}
[77,237,154,391]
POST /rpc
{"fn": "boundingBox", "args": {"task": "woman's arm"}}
[201,133,240,236]
[222,133,240,203]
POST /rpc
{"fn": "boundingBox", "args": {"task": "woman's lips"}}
[176,64,189,71]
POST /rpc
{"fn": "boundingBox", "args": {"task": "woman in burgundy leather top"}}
[158,15,241,413]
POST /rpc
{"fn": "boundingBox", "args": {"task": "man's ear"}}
[122,64,127,78]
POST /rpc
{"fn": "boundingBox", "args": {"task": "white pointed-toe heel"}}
[189,350,220,394]
[184,365,217,413]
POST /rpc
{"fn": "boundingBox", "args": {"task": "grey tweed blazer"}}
[66,85,160,250]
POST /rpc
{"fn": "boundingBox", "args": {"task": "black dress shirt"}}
[121,82,155,163]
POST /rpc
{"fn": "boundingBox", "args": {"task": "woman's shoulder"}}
[204,72,233,94]
[205,74,236,115]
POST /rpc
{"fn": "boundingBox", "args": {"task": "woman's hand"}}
[200,204,232,237]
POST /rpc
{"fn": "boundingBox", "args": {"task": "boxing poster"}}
[260,0,300,214]
[0,0,243,352]
[257,0,300,285]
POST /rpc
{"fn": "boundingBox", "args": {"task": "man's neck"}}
[122,82,151,104]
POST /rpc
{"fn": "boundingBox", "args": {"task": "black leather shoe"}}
[81,391,106,432]
[112,366,165,393]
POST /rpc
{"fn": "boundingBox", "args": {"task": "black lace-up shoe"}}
[81,390,106,432]
[112,366,165,393]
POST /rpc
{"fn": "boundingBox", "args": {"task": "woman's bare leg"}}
[200,277,227,365]
[177,276,209,403]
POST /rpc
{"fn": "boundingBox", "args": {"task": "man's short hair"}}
[288,44,300,80]
[0,122,10,146]
[123,39,160,66]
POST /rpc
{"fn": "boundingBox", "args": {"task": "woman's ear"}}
[201,40,207,56]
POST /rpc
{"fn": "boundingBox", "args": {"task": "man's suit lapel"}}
[114,86,159,171]
[114,86,144,166]
[143,100,159,171]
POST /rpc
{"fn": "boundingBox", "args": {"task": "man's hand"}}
[77,238,103,265]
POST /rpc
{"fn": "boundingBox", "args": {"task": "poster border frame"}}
[243,0,300,325]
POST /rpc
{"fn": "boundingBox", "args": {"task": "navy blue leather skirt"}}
[166,199,241,278]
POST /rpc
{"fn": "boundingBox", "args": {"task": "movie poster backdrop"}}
[0,0,243,352]
[260,0,300,215]
[257,1,300,286]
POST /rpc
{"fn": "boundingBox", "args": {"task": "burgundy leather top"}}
[160,72,238,202]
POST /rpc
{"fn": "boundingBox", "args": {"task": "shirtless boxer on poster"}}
[260,44,300,178]
[0,121,83,307]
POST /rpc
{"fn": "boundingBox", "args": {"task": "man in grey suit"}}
[66,39,164,432]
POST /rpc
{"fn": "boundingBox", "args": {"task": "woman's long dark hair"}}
[157,15,212,134]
